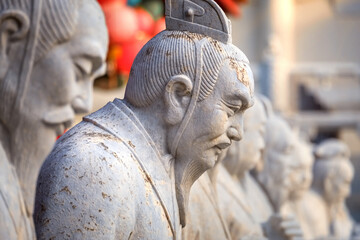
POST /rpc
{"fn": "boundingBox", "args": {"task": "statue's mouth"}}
[54,121,72,138]
[213,141,231,155]
[42,105,74,136]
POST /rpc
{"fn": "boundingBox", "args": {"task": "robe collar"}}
[84,99,181,239]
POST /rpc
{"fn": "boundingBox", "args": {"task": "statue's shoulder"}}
[39,118,143,195]
[35,120,142,239]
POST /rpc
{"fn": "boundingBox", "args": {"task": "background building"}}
[230,0,360,220]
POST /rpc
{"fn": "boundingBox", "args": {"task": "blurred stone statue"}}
[181,153,233,240]
[280,136,315,239]
[256,114,304,240]
[34,0,254,239]
[216,97,303,240]
[216,97,269,239]
[0,0,108,239]
[308,139,356,239]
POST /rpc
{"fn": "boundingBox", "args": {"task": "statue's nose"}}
[227,126,242,141]
[71,94,92,114]
[72,78,93,114]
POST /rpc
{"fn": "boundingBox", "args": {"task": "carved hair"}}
[0,0,82,126]
[312,139,354,192]
[35,0,81,61]
[0,0,30,11]
[125,30,249,107]
[0,0,81,61]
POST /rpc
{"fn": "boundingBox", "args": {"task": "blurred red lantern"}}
[102,2,139,44]
[116,32,151,75]
[135,8,155,35]
[97,0,126,6]
[233,0,248,3]
[216,0,241,16]
[153,17,166,36]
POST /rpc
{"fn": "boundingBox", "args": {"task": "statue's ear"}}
[0,10,30,78]
[164,74,193,125]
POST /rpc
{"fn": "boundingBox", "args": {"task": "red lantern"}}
[216,0,241,16]
[153,17,166,36]
[98,0,126,7]
[116,32,151,75]
[135,8,155,35]
[102,2,139,44]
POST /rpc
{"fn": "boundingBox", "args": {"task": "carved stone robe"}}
[217,165,268,240]
[281,190,329,240]
[182,172,231,240]
[0,145,34,240]
[34,99,181,240]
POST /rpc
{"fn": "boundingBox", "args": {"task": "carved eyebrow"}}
[73,41,106,72]
[232,90,253,110]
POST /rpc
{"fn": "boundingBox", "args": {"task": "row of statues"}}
[0,0,358,239]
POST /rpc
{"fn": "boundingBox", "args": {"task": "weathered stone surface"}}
[0,0,108,239]
[34,0,254,239]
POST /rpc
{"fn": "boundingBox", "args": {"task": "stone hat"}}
[165,0,232,43]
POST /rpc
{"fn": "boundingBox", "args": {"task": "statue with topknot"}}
[34,0,254,239]
[308,139,357,239]
[0,0,108,238]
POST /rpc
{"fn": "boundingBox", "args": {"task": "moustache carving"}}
[42,105,75,126]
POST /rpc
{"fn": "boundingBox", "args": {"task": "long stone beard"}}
[11,118,54,217]
[175,157,208,227]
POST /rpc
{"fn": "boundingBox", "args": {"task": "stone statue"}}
[256,114,304,239]
[218,96,271,239]
[279,136,316,239]
[0,0,108,239]
[212,96,303,240]
[34,0,254,239]
[308,139,356,239]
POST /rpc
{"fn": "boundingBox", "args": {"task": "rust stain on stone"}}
[146,46,153,56]
[102,192,112,201]
[229,59,250,88]
[60,186,71,195]
[128,141,136,148]
[209,38,224,54]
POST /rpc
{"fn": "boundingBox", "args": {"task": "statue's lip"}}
[42,105,75,126]
[215,142,231,150]
[213,141,231,155]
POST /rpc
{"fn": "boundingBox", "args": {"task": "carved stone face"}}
[21,1,107,152]
[238,99,266,171]
[176,58,254,170]
[288,140,314,200]
[261,116,297,209]
[324,160,354,204]
[13,1,108,211]
[222,98,266,177]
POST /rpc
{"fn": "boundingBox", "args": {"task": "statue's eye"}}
[73,58,93,79]
[222,100,241,117]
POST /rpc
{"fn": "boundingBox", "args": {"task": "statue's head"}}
[258,115,297,210]
[0,0,108,212]
[313,139,354,204]
[124,0,254,225]
[288,137,314,200]
[222,96,267,178]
